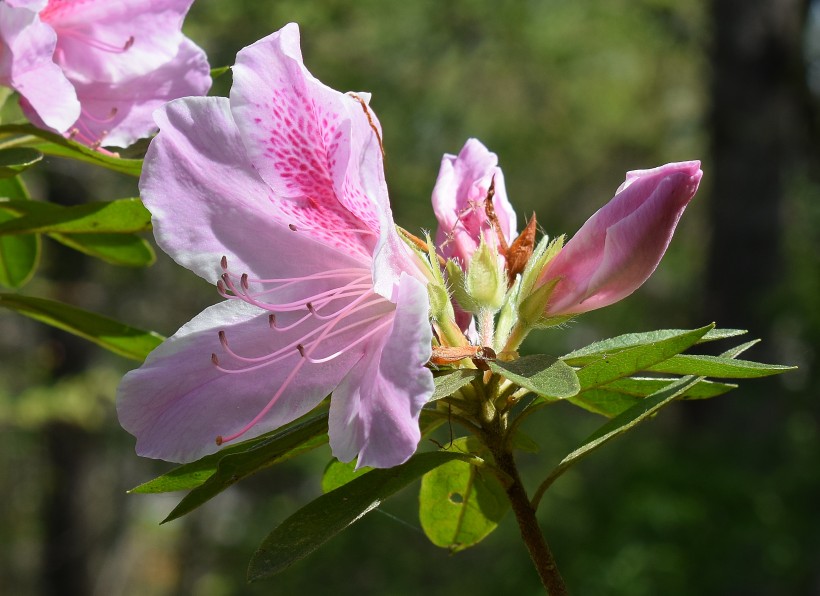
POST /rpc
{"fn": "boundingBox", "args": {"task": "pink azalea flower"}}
[432,138,517,265]
[117,24,434,469]
[0,0,211,148]
[540,161,703,316]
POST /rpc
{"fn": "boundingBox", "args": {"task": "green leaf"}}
[48,232,155,267]
[569,377,737,418]
[162,415,330,523]
[647,354,796,378]
[487,354,580,400]
[131,410,330,494]
[248,451,471,581]
[562,326,745,366]
[430,368,481,401]
[531,341,762,507]
[321,459,371,493]
[0,147,43,178]
[0,198,151,235]
[0,177,39,288]
[0,124,142,176]
[573,325,713,390]
[0,293,163,360]
[419,438,508,552]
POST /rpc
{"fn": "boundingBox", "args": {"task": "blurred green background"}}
[1,0,818,594]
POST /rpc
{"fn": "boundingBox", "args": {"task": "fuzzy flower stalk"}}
[117,24,435,469]
[0,0,211,148]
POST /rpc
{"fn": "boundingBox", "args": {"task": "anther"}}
[289,223,298,231]
[217,279,226,293]
[211,353,220,366]
[221,255,228,270]
[218,330,228,348]
[241,273,249,290]
[307,302,316,314]
[123,36,135,50]
[297,343,306,357]
[269,314,276,328]
[215,435,224,446]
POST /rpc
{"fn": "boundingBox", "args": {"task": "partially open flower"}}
[539,161,703,316]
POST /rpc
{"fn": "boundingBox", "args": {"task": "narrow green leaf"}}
[488,354,580,400]
[419,438,508,552]
[0,124,143,176]
[0,198,150,235]
[48,232,155,267]
[430,368,481,401]
[574,325,713,390]
[0,147,43,178]
[248,451,471,581]
[0,177,39,288]
[321,459,371,493]
[569,378,737,418]
[0,293,163,360]
[162,416,330,523]
[562,326,745,366]
[647,354,796,377]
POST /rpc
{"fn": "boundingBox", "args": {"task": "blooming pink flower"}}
[117,24,433,469]
[433,138,517,265]
[0,0,211,148]
[540,161,703,316]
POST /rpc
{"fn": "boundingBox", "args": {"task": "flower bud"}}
[539,161,702,316]
[465,238,507,312]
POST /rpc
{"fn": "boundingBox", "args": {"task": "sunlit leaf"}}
[573,325,713,390]
[161,415,330,523]
[248,451,472,581]
[647,354,796,378]
[0,293,163,360]
[0,147,43,178]
[0,198,151,235]
[419,437,508,552]
[562,326,745,366]
[0,124,142,176]
[47,232,155,267]
[321,459,371,493]
[488,354,580,400]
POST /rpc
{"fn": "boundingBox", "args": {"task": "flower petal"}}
[41,0,197,84]
[0,2,80,131]
[230,23,385,260]
[117,298,387,463]
[328,274,433,468]
[72,37,210,147]
[141,96,366,285]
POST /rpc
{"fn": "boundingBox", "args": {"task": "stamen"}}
[296,319,392,364]
[214,291,380,445]
[287,222,377,237]
[57,27,135,53]
[81,106,118,124]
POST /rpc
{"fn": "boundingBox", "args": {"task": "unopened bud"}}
[465,238,506,312]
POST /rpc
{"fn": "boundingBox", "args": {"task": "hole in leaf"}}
[449,492,464,504]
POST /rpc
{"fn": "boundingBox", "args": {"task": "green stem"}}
[485,422,568,595]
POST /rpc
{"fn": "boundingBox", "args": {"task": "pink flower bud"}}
[540,161,703,316]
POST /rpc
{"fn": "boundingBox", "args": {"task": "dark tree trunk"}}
[706,0,815,334]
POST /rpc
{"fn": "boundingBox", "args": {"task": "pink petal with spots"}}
[329,274,434,469]
[40,0,198,84]
[0,1,80,131]
[142,96,368,285]
[433,138,517,265]
[230,23,384,261]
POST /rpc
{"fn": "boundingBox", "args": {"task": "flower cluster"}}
[0,0,211,147]
[116,23,702,470]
